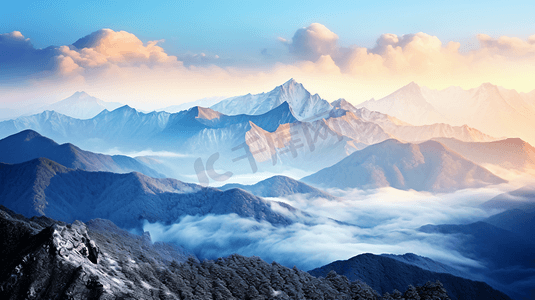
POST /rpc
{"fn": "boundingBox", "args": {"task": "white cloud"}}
[144,185,513,271]
[2,26,535,109]
[284,23,339,61]
[477,33,535,57]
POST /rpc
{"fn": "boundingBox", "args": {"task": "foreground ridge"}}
[0,206,454,300]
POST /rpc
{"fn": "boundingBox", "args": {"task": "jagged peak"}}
[194,106,222,120]
[399,81,421,93]
[282,78,298,87]
[40,110,64,117]
[406,81,420,88]
[331,98,356,110]
[279,78,305,92]
[480,82,497,89]
[114,104,137,113]
[331,98,347,106]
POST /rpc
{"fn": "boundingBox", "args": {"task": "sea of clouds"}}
[144,183,516,271]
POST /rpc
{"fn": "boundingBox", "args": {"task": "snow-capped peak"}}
[40,91,123,120]
[210,79,332,121]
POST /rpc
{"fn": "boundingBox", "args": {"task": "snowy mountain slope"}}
[332,99,410,127]
[337,97,495,143]
[440,83,533,140]
[219,175,336,199]
[0,158,298,229]
[360,81,535,144]
[0,129,164,178]
[321,108,394,145]
[301,139,506,192]
[245,120,359,172]
[0,103,298,153]
[0,208,398,300]
[42,91,123,119]
[357,82,447,125]
[433,137,535,171]
[211,79,333,121]
[385,123,496,143]
[421,83,535,125]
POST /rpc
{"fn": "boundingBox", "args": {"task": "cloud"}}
[53,29,181,75]
[284,23,339,61]
[102,148,191,158]
[477,34,535,57]
[2,26,535,110]
[0,31,58,77]
[277,25,535,92]
[175,52,221,67]
[293,31,466,78]
[144,185,512,271]
[71,29,178,65]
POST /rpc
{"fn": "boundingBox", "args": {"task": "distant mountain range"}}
[358,82,447,125]
[0,91,123,120]
[302,139,506,192]
[0,158,298,229]
[2,79,530,185]
[0,129,164,178]
[0,102,297,153]
[335,98,496,143]
[158,96,226,113]
[42,91,123,119]
[308,253,511,300]
[358,82,535,145]
[220,175,335,199]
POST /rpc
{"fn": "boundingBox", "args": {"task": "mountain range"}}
[41,91,123,119]
[358,82,535,145]
[0,158,298,229]
[0,80,507,181]
[219,175,335,199]
[308,253,511,300]
[0,129,164,178]
[302,139,506,192]
[0,91,123,121]
[0,78,532,300]
[2,206,461,300]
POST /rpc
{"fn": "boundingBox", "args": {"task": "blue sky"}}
[3,0,534,57]
[1,1,535,108]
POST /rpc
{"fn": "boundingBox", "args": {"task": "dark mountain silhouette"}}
[308,253,512,300]
[220,175,335,199]
[0,129,164,178]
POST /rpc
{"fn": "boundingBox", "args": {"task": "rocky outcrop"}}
[0,206,456,299]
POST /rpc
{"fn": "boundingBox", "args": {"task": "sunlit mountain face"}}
[1,3,534,299]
